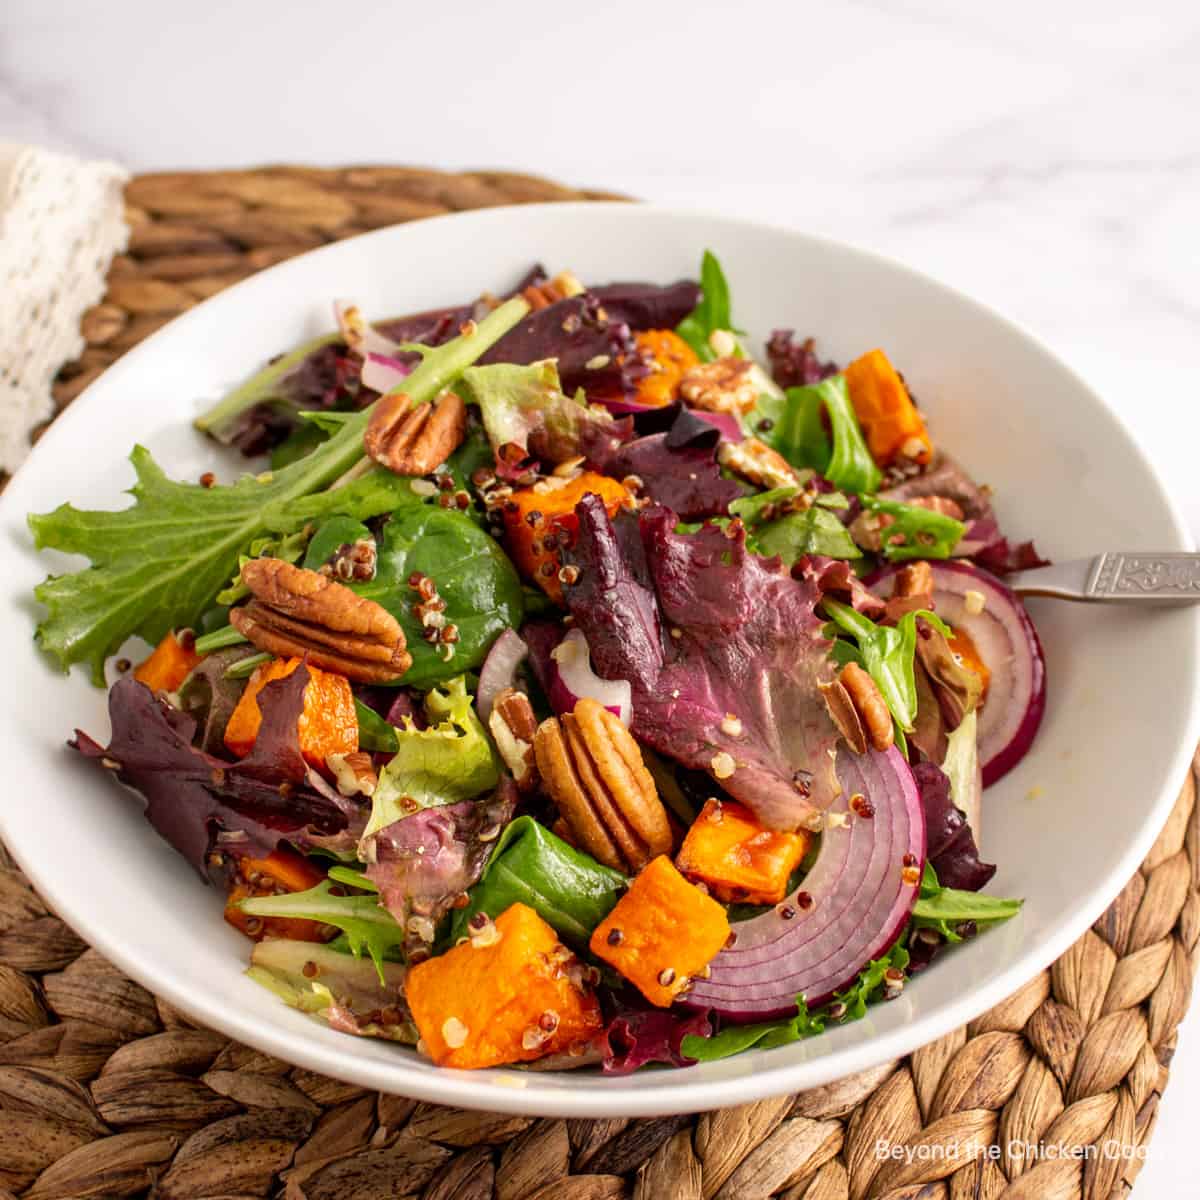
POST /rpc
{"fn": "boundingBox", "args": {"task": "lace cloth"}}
[0,143,129,472]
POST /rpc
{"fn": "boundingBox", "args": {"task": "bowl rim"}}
[4,201,1198,1117]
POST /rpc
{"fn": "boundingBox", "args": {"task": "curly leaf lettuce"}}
[363,676,499,843]
[29,297,529,683]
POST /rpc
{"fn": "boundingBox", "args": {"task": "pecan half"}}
[718,436,797,489]
[487,687,539,792]
[230,558,411,683]
[822,661,893,753]
[364,390,467,477]
[533,698,671,873]
[679,357,758,416]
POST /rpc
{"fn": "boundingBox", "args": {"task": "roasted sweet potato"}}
[223,847,330,943]
[406,902,603,1069]
[675,798,811,905]
[223,656,357,769]
[503,472,630,603]
[843,349,933,467]
[133,630,201,693]
[590,855,731,1007]
[633,329,700,408]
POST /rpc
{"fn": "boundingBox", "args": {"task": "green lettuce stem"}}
[193,625,247,655]
[193,332,340,436]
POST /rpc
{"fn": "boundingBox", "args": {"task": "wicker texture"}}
[1,166,1194,1199]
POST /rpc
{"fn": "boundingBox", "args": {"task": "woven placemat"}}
[1,166,1194,1200]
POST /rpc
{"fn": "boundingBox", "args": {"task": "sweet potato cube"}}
[223,847,330,943]
[843,349,933,466]
[223,657,357,770]
[406,902,602,1069]
[590,855,730,1007]
[675,799,811,905]
[503,472,630,603]
[633,329,700,407]
[133,630,201,693]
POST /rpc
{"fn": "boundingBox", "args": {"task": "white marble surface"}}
[5,0,1199,1189]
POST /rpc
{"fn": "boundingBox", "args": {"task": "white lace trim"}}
[0,143,129,472]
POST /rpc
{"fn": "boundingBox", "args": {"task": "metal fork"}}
[1008,552,1200,604]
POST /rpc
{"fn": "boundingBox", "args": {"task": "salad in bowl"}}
[30,251,1044,1074]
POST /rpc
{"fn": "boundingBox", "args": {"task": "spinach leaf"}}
[682,942,910,1062]
[29,298,528,683]
[862,496,965,561]
[754,507,859,563]
[449,816,625,949]
[823,599,951,732]
[353,503,524,688]
[238,878,403,983]
[353,699,400,753]
[303,516,372,571]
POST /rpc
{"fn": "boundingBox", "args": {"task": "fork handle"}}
[1008,552,1200,603]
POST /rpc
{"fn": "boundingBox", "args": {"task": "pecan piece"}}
[487,687,539,792]
[533,698,671,873]
[327,750,378,797]
[364,390,467,477]
[230,558,411,683]
[885,560,935,621]
[679,356,759,416]
[521,269,585,310]
[822,662,893,753]
[718,436,798,489]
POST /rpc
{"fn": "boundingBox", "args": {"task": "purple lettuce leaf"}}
[479,293,649,401]
[602,1003,712,1074]
[792,554,887,618]
[72,671,352,883]
[563,496,841,829]
[597,430,746,519]
[590,279,702,332]
[911,761,995,891]
[766,331,838,389]
[365,778,517,956]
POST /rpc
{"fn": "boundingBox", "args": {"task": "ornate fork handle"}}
[1008,553,1200,604]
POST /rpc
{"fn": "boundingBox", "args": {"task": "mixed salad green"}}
[37,254,1046,1072]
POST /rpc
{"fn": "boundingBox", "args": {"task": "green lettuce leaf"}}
[29,298,528,683]
[754,507,859,562]
[912,862,1022,942]
[751,377,880,495]
[861,496,965,561]
[364,676,499,842]
[676,250,741,361]
[239,879,403,982]
[449,816,625,948]
[823,599,952,732]
[353,699,400,753]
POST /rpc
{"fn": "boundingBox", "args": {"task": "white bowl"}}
[2,205,1197,1117]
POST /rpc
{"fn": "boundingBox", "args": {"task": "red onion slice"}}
[549,628,633,726]
[333,299,405,358]
[475,629,528,723]
[871,561,1046,787]
[360,351,412,394]
[684,748,924,1020]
